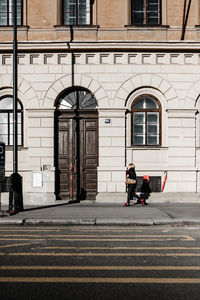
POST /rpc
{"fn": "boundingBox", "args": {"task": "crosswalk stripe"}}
[0,243,31,249]
[0,234,193,238]
[0,229,62,232]
[40,246,200,250]
[71,228,143,232]
[0,239,45,241]
[0,277,200,283]
[0,266,200,270]
[0,238,179,241]
[1,252,200,257]
[52,238,188,241]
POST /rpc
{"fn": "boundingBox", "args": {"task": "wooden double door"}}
[55,110,98,201]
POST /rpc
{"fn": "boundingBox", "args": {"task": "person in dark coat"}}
[123,163,137,207]
[139,177,151,205]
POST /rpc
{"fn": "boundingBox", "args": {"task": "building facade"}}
[0,0,200,204]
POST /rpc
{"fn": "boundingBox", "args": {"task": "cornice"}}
[1,41,200,52]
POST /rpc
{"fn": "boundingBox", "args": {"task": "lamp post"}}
[13,0,18,173]
[9,0,23,213]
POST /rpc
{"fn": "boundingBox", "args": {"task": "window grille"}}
[136,176,161,192]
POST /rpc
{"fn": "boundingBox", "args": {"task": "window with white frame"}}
[131,0,161,25]
[0,96,23,146]
[131,95,161,146]
[63,0,91,25]
[0,0,22,26]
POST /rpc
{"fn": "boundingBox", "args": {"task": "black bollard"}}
[9,173,23,213]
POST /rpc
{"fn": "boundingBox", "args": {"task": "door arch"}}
[55,88,98,201]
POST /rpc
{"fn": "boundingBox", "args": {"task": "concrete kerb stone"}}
[95,219,154,226]
[0,217,200,226]
[153,218,184,225]
[0,219,24,225]
[182,218,200,225]
[24,218,96,226]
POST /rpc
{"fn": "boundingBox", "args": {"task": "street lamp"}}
[9,0,23,214]
[13,0,18,172]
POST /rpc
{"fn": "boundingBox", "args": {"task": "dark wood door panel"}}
[59,131,69,155]
[82,117,98,198]
[85,158,97,165]
[85,130,97,156]
[85,172,97,191]
[56,115,73,200]
[56,110,98,200]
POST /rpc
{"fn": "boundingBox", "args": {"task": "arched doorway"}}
[55,88,98,201]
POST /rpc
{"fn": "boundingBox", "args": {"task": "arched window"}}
[57,89,97,110]
[0,96,23,146]
[131,95,161,146]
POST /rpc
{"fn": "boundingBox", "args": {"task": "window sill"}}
[5,146,28,151]
[125,25,169,30]
[54,25,99,31]
[0,25,29,31]
[127,146,167,150]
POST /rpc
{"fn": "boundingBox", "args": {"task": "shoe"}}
[123,203,129,207]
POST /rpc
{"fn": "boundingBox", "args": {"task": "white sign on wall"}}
[32,172,43,187]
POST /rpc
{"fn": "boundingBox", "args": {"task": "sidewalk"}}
[1,201,200,226]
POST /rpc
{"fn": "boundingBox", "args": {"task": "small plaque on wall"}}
[32,172,43,187]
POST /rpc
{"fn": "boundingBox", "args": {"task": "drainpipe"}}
[181,0,192,40]
[125,109,131,167]
[195,110,199,193]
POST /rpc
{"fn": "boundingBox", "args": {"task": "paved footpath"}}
[0,202,200,226]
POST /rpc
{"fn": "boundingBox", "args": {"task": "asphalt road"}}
[0,225,200,300]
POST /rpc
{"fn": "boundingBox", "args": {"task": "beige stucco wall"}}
[0,0,199,42]
[27,0,57,28]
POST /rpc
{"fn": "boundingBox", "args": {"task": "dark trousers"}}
[127,184,136,204]
[139,192,150,204]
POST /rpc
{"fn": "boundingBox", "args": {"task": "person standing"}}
[123,163,137,207]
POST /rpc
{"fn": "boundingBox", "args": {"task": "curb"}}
[0,218,200,226]
[0,219,24,225]
[24,218,96,225]
[95,218,154,226]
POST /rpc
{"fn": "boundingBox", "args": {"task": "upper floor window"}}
[131,0,161,25]
[131,95,161,146]
[63,0,91,25]
[0,0,23,26]
[0,96,23,146]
